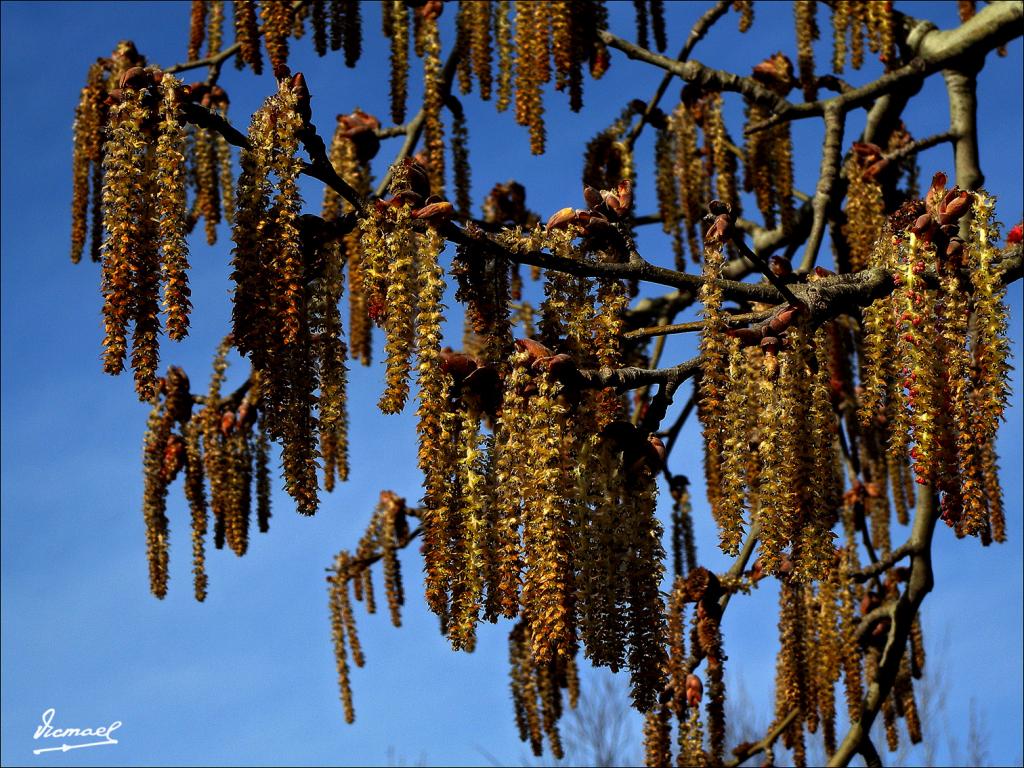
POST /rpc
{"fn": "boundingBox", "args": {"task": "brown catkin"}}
[495,0,514,112]
[795,0,819,101]
[233,0,263,74]
[188,0,206,61]
[389,0,409,123]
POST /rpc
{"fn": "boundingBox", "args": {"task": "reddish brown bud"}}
[219,410,236,437]
[768,304,801,334]
[412,201,455,223]
[726,327,763,346]
[769,256,792,277]
[937,189,972,225]
[546,207,580,231]
[119,66,149,90]
[440,349,479,382]
[162,434,186,482]
[685,674,704,707]
[583,185,603,211]
[515,338,554,362]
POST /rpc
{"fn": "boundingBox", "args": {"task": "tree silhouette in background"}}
[70,2,1022,765]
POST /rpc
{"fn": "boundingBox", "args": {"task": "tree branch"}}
[598,30,795,116]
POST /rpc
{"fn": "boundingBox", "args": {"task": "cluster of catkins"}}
[328,179,682,741]
[142,343,273,601]
[858,173,1009,541]
[328,491,411,723]
[73,41,238,402]
[654,88,740,268]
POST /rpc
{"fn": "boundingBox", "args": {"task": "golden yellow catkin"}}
[705,93,739,218]
[744,55,795,232]
[101,86,148,379]
[522,374,576,665]
[795,0,819,100]
[312,237,349,493]
[838,546,863,722]
[233,0,263,74]
[206,1,223,56]
[514,0,548,154]
[698,242,731,549]
[378,204,417,413]
[843,157,887,272]
[895,235,943,485]
[644,707,672,767]
[717,340,748,555]
[669,101,705,263]
[155,76,191,342]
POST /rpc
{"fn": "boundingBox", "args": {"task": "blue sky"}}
[1,2,1021,766]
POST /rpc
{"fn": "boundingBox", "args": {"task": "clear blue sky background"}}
[1,2,1021,766]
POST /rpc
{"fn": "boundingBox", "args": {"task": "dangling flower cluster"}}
[830,0,893,72]
[323,108,380,367]
[357,159,452,415]
[140,338,275,601]
[455,0,493,101]
[99,61,194,400]
[386,0,410,123]
[419,2,446,195]
[508,620,580,758]
[841,141,888,272]
[631,0,667,52]
[512,0,610,154]
[185,83,233,245]
[232,0,263,73]
[794,0,819,101]
[744,53,795,233]
[230,72,344,515]
[858,174,1010,541]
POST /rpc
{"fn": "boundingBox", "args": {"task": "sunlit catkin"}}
[495,0,513,112]
[101,86,148,378]
[155,76,191,341]
[514,1,549,154]
[842,157,886,272]
[698,242,729,548]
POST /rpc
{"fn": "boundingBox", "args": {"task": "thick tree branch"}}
[750,1,1022,132]
[829,485,938,767]
[799,104,846,273]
